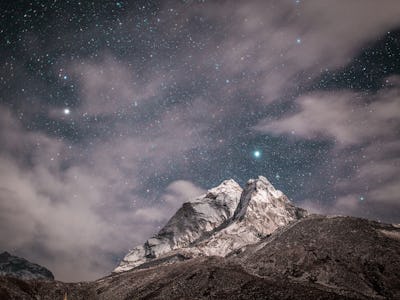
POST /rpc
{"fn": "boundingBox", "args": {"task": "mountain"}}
[115,176,307,272]
[232,215,400,298]
[1,216,399,299]
[191,176,308,257]
[0,251,54,280]
[115,179,243,272]
[1,176,399,299]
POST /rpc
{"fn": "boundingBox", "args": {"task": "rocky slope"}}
[0,252,54,280]
[231,215,400,299]
[1,216,399,299]
[115,176,307,272]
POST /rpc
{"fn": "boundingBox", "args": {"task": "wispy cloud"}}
[257,80,400,221]
[0,104,207,281]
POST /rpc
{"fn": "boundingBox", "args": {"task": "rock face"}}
[115,176,307,272]
[192,176,308,256]
[0,252,54,280]
[231,215,400,299]
[115,179,243,272]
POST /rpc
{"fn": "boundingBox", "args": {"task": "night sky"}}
[1,0,400,281]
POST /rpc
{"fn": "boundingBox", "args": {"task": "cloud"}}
[260,79,400,222]
[133,180,205,223]
[0,105,208,281]
[162,180,205,207]
[255,89,400,146]
[70,55,164,115]
[187,0,400,102]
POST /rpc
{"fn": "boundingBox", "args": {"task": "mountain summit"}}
[114,179,242,272]
[115,176,307,272]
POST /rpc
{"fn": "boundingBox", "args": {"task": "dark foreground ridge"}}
[1,216,399,299]
[0,252,54,281]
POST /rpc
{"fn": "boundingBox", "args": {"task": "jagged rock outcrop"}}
[115,179,242,272]
[190,176,308,256]
[115,176,307,272]
[0,252,54,280]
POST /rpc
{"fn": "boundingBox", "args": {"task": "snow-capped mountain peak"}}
[114,179,242,272]
[232,176,285,221]
[189,176,307,256]
[114,176,307,273]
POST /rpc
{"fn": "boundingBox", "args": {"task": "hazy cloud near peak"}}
[134,180,205,224]
[162,180,206,206]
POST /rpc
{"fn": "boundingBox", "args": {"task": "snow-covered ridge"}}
[114,176,307,273]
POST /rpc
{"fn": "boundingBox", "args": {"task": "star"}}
[253,150,261,158]
[64,108,70,115]
[296,38,302,44]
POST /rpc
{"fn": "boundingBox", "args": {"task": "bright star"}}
[64,108,70,115]
[253,150,261,158]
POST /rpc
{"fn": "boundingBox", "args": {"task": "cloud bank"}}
[257,80,400,221]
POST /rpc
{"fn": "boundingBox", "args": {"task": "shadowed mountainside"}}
[0,252,54,281]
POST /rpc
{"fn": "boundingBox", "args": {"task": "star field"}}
[0,0,399,281]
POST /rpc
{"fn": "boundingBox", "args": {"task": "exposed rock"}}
[115,179,242,272]
[231,216,400,299]
[0,252,54,280]
[115,176,307,272]
[190,176,308,256]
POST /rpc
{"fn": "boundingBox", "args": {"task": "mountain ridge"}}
[1,215,399,299]
[114,178,243,272]
[0,251,54,280]
[1,175,399,299]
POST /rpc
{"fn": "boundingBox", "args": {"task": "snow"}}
[114,179,242,272]
[114,176,307,273]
